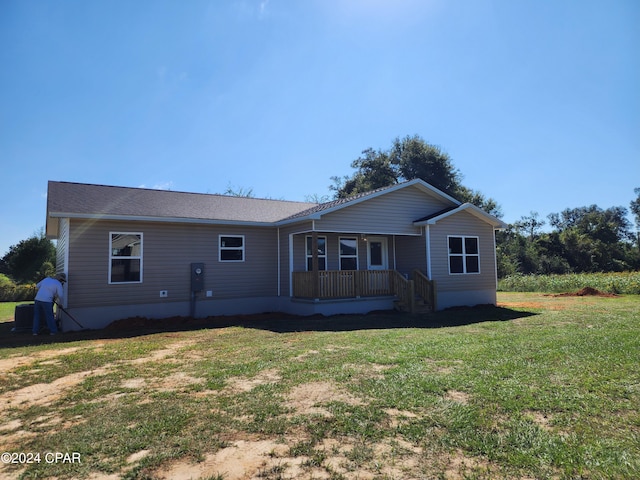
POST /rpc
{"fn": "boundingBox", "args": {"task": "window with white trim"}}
[339,237,358,270]
[448,236,480,274]
[109,232,143,283]
[219,235,244,262]
[306,236,327,271]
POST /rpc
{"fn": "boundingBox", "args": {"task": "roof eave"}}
[47,212,276,227]
[413,203,507,229]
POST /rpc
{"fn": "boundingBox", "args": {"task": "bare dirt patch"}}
[225,369,282,394]
[286,381,365,417]
[0,346,84,373]
[549,287,618,298]
[444,390,470,404]
[154,439,289,480]
[525,410,553,432]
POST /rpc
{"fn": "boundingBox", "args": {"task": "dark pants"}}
[33,300,58,334]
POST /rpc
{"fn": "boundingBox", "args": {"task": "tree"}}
[390,136,462,195]
[1,229,56,284]
[223,183,255,198]
[631,187,640,247]
[330,147,397,199]
[330,134,502,216]
[514,211,545,240]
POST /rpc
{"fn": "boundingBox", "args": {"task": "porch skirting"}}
[279,296,397,317]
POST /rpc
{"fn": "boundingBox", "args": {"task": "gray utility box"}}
[191,263,205,292]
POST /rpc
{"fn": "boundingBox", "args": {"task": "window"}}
[306,236,327,271]
[219,235,244,262]
[448,236,479,274]
[109,233,142,283]
[339,237,358,270]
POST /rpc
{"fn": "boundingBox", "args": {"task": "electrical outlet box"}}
[191,263,205,292]
[159,290,168,298]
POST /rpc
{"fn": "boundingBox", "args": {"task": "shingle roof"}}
[47,181,317,224]
[46,178,475,238]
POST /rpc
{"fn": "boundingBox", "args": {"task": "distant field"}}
[498,271,640,294]
[0,292,638,479]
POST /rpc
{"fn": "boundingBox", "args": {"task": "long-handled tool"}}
[55,302,87,330]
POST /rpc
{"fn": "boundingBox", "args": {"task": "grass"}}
[498,271,640,294]
[0,293,638,479]
[0,301,28,322]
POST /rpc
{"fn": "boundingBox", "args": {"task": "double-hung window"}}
[306,236,327,271]
[219,235,244,262]
[339,237,358,270]
[448,236,480,274]
[109,232,143,283]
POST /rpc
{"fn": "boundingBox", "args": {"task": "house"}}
[45,179,507,330]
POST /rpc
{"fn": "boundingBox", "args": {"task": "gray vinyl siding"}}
[429,211,497,293]
[395,234,427,277]
[314,185,451,235]
[68,219,278,308]
[56,218,69,275]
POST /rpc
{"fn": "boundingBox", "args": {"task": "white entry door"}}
[367,237,388,270]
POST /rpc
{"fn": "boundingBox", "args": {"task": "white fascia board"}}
[47,212,275,227]
[275,179,461,226]
[414,203,507,229]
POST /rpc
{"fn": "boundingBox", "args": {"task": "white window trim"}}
[219,235,245,262]
[339,236,359,271]
[305,235,327,271]
[447,235,480,275]
[109,232,143,284]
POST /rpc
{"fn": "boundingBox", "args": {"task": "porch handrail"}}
[390,270,415,313]
[413,269,436,311]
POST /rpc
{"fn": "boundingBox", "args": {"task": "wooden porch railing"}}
[292,270,435,313]
[413,269,437,312]
[292,270,396,299]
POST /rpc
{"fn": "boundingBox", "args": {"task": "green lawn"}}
[0,301,27,323]
[0,292,638,479]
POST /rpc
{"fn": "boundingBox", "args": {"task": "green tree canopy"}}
[330,135,502,217]
[1,229,56,284]
[631,187,640,232]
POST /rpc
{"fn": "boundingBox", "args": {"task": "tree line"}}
[2,136,638,285]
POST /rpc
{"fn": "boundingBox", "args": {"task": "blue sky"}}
[1,0,639,256]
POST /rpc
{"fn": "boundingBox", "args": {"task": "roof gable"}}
[414,203,507,229]
[277,179,460,225]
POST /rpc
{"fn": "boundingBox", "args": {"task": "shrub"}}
[498,271,640,294]
[0,276,36,302]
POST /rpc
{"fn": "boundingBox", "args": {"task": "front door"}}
[367,237,388,270]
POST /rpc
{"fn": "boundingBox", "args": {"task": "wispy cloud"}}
[138,181,174,191]
[259,0,269,17]
[234,0,270,20]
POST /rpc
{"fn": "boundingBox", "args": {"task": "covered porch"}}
[285,229,436,312]
[291,269,436,313]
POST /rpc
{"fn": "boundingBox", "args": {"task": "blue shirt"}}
[35,277,64,303]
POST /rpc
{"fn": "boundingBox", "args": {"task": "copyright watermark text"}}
[1,451,81,464]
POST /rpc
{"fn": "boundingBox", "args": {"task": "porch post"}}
[311,231,319,298]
